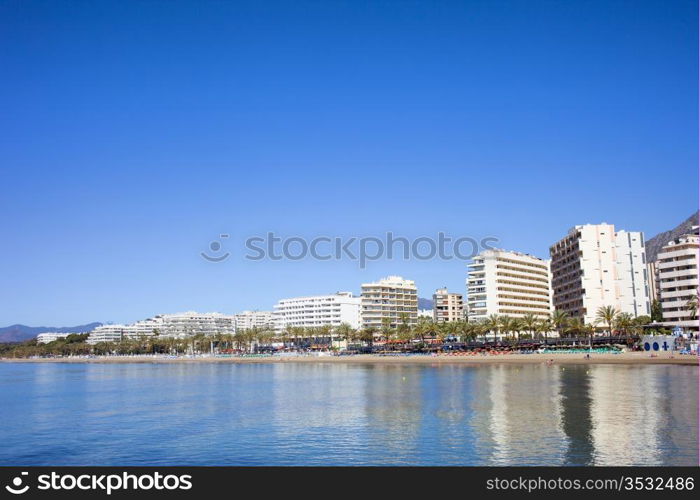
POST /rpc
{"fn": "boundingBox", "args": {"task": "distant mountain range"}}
[645,211,699,263]
[0,323,102,344]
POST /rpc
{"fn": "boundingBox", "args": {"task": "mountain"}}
[417,297,433,310]
[0,323,102,343]
[645,211,699,263]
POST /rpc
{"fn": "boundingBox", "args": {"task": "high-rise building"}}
[273,292,361,332]
[432,288,464,323]
[466,249,553,323]
[234,310,274,331]
[657,229,699,332]
[549,223,649,324]
[360,276,418,328]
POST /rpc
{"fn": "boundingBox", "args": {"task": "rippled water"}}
[0,362,696,465]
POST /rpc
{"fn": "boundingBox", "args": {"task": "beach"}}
[1,352,697,366]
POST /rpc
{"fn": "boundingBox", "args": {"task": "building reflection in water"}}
[470,364,568,465]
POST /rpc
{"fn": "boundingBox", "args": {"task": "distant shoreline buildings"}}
[84,219,699,344]
[273,292,361,332]
[37,332,73,344]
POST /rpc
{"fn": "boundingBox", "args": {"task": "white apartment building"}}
[36,332,72,344]
[417,308,433,318]
[87,325,126,344]
[234,310,274,331]
[657,231,699,332]
[273,292,361,332]
[87,312,237,344]
[360,276,418,328]
[148,312,236,338]
[466,249,553,323]
[549,223,650,325]
[433,288,464,323]
[126,316,166,337]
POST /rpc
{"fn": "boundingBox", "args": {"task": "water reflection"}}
[0,362,696,465]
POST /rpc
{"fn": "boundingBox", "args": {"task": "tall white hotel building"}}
[273,292,361,332]
[549,223,650,325]
[466,249,553,323]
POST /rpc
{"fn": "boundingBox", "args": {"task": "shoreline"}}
[1,352,697,366]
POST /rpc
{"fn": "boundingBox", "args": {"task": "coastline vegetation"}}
[0,306,667,359]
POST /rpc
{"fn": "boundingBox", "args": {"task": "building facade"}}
[417,308,433,318]
[466,249,553,323]
[646,261,660,304]
[549,223,650,325]
[87,325,126,344]
[360,276,418,328]
[87,312,237,343]
[273,292,361,332]
[657,231,699,332]
[234,310,274,331]
[36,332,72,344]
[432,288,464,323]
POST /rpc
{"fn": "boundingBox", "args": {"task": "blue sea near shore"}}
[0,362,696,466]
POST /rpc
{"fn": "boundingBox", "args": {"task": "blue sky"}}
[1,0,697,326]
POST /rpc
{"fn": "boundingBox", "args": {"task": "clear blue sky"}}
[1,0,697,326]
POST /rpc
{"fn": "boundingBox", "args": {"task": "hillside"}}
[0,323,102,343]
[645,211,699,263]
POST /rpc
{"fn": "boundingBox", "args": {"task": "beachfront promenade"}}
[2,351,696,366]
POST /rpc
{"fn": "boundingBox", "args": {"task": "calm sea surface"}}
[0,362,696,466]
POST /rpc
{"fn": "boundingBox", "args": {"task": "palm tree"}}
[520,313,538,339]
[614,312,634,341]
[282,325,295,347]
[582,323,596,351]
[380,317,394,343]
[449,320,466,343]
[537,318,553,347]
[551,310,569,339]
[596,305,619,337]
[359,326,376,348]
[396,322,415,347]
[686,293,698,319]
[459,321,478,343]
[631,316,650,338]
[566,317,585,338]
[415,316,433,343]
[396,315,413,347]
[650,299,663,323]
[497,315,509,342]
[334,322,354,349]
[485,314,500,342]
[316,325,333,350]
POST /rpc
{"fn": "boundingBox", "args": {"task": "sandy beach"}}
[1,352,697,366]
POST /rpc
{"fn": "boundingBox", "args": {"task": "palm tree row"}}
[1,304,657,358]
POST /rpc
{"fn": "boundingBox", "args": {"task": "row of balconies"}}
[496,271,550,283]
[495,264,549,279]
